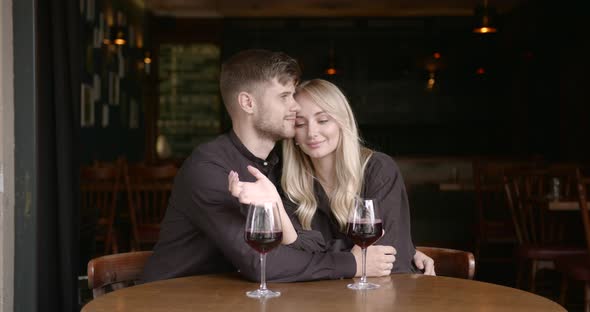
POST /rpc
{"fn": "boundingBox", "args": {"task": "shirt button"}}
[263,162,268,166]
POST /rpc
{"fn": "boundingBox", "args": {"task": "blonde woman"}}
[229,79,434,276]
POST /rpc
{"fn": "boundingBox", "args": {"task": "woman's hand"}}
[413,249,436,275]
[351,245,396,277]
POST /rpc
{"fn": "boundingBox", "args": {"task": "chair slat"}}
[125,164,177,250]
[80,162,122,255]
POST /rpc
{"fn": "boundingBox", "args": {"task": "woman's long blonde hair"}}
[281,79,372,231]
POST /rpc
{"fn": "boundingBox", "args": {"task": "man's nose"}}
[290,97,301,112]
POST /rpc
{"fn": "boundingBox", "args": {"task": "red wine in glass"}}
[346,198,382,290]
[244,201,283,298]
[347,220,382,248]
[245,231,283,254]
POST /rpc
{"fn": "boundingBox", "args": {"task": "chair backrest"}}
[473,160,535,221]
[416,246,475,280]
[472,160,536,245]
[125,164,177,250]
[503,165,578,245]
[576,169,590,251]
[80,163,123,254]
[87,251,153,298]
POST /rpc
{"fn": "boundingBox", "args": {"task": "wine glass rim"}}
[249,201,277,206]
[348,197,379,221]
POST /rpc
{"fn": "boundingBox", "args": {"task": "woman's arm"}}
[362,153,420,273]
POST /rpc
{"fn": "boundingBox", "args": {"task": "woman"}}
[229,79,434,276]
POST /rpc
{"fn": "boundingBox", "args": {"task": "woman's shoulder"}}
[362,151,403,185]
[361,151,405,195]
[366,151,400,173]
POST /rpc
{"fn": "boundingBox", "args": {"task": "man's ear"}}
[237,91,255,114]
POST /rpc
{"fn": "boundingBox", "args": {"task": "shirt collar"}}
[228,129,280,167]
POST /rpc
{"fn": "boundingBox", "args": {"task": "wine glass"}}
[244,201,283,298]
[346,197,383,290]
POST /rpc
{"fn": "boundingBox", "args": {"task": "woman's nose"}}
[307,123,318,138]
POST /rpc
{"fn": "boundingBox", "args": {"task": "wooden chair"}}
[472,160,535,266]
[87,251,153,298]
[504,166,585,293]
[125,164,177,250]
[416,246,475,280]
[555,169,590,312]
[80,162,123,255]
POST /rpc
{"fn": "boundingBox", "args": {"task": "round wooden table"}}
[82,274,565,312]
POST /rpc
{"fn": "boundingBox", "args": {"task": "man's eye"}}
[295,123,305,128]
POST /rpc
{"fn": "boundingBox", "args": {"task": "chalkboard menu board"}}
[157,43,222,159]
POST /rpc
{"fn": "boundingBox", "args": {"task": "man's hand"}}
[228,166,297,244]
[351,245,396,277]
[413,249,435,276]
[228,165,280,204]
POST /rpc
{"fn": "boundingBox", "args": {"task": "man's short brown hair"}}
[219,49,301,115]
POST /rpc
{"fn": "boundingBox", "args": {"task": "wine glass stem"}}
[361,247,367,284]
[260,253,268,291]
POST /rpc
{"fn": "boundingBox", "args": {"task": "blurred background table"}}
[438,181,475,191]
[549,200,589,211]
[81,273,565,312]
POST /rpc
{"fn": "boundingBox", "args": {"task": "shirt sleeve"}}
[175,158,357,282]
[279,197,330,252]
[286,227,329,252]
[362,153,416,273]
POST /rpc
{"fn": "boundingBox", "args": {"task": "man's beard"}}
[252,100,294,142]
[253,113,287,142]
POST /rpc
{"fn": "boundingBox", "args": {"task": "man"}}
[142,49,429,283]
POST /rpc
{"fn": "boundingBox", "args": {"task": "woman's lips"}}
[306,141,324,148]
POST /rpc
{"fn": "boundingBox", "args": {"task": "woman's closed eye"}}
[294,117,306,127]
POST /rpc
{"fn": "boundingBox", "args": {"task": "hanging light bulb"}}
[324,41,338,76]
[112,11,126,45]
[144,52,152,64]
[143,51,152,74]
[424,51,443,91]
[473,0,498,34]
[113,29,126,45]
[426,72,436,91]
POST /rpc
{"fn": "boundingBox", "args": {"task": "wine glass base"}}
[246,289,281,298]
[347,282,380,290]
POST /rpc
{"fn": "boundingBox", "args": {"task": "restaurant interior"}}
[2,0,590,311]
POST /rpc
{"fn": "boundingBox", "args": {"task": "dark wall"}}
[215,4,589,161]
[219,17,512,157]
[86,1,589,163]
[503,1,590,162]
